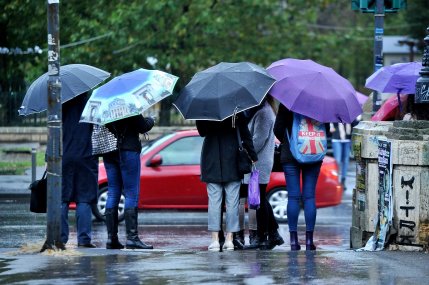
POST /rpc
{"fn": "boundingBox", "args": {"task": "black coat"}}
[196,115,258,183]
[62,94,98,203]
[106,115,154,153]
[273,104,296,164]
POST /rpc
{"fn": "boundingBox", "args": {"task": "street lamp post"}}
[41,0,64,252]
[415,27,429,104]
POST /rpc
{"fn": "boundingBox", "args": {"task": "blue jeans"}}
[332,140,351,182]
[61,202,92,244]
[282,161,322,232]
[103,150,141,209]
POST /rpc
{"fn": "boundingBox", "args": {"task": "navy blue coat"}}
[62,94,98,203]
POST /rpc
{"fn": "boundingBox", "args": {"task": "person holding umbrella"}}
[61,92,99,248]
[80,68,178,250]
[103,114,155,249]
[236,95,284,250]
[196,114,257,251]
[268,58,362,251]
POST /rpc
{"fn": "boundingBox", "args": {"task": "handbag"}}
[91,125,118,155]
[236,127,252,175]
[248,167,260,210]
[29,170,47,213]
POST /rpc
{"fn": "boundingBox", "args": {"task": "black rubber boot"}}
[248,230,260,249]
[306,231,316,251]
[290,231,301,251]
[105,207,124,249]
[124,208,153,249]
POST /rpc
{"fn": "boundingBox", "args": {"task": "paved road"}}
[1,160,429,284]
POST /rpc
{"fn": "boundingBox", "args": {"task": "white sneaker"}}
[222,240,234,251]
[208,240,220,251]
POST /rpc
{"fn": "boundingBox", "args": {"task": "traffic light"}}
[351,0,407,13]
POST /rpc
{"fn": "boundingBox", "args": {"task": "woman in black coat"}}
[196,114,257,251]
[103,115,154,250]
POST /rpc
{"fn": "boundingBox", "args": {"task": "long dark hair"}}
[406,94,429,120]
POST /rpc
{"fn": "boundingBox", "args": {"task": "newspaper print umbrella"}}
[267,58,362,123]
[80,68,178,125]
[18,64,110,116]
[173,62,275,121]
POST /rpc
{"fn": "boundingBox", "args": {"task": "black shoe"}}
[233,238,245,250]
[78,243,97,248]
[248,230,260,249]
[269,230,285,247]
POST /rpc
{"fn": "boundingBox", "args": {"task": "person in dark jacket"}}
[103,115,154,250]
[196,114,257,251]
[61,93,99,248]
[274,104,322,251]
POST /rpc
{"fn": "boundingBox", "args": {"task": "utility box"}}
[387,121,429,249]
[350,121,393,249]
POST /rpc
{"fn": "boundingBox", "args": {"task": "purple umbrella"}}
[365,62,422,94]
[365,61,422,112]
[267,58,362,123]
[356,91,369,107]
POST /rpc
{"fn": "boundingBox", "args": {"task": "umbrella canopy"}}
[18,64,110,116]
[365,62,422,95]
[356,91,369,107]
[267,58,362,123]
[80,68,178,125]
[371,94,408,121]
[173,62,275,121]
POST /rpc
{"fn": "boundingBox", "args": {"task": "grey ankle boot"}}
[124,207,153,249]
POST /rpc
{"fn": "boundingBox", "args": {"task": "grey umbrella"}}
[173,62,275,121]
[18,64,110,116]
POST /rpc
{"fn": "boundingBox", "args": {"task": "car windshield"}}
[141,133,175,155]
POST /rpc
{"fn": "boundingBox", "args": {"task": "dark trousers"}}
[240,183,279,236]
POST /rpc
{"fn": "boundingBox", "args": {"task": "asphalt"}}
[1,161,429,284]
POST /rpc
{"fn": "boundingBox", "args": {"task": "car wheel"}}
[267,187,288,223]
[92,185,125,223]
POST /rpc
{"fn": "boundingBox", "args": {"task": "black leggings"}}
[240,183,279,237]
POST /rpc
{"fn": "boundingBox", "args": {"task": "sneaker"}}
[222,240,234,251]
[208,240,220,251]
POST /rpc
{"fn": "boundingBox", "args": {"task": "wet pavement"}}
[1,161,429,284]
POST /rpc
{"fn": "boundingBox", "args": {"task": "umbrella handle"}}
[396,90,403,113]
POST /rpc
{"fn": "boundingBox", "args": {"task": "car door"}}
[142,135,207,208]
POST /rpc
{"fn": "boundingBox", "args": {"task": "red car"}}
[92,129,342,223]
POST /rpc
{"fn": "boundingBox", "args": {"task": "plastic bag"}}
[248,168,260,210]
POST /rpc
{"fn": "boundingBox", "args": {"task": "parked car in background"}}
[92,129,343,223]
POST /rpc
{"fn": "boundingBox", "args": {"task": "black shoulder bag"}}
[29,170,47,213]
[236,127,253,175]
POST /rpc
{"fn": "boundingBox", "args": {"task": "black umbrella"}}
[173,62,275,120]
[18,64,110,116]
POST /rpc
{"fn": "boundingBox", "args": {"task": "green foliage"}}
[0,0,427,125]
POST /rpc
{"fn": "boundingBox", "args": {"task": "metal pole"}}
[415,27,429,104]
[31,147,36,182]
[42,0,64,252]
[372,0,385,113]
